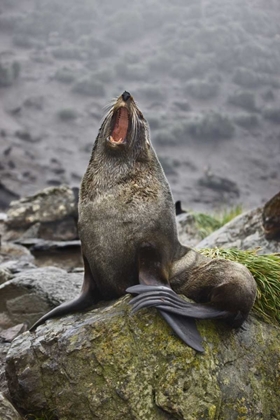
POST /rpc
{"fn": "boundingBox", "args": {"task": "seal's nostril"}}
[122,91,131,102]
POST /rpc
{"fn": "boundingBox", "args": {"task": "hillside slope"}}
[0,0,279,211]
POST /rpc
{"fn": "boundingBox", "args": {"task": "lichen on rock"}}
[5,296,280,420]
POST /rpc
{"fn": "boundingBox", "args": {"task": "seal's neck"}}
[80,144,162,203]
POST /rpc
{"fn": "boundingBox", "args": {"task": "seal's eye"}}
[109,107,129,144]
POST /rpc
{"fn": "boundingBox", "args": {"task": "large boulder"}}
[4,186,78,241]
[196,207,280,253]
[5,297,280,420]
[0,267,82,329]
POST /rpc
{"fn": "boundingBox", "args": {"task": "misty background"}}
[0,0,279,213]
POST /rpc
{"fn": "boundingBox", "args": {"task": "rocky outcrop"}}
[1,189,280,419]
[176,213,205,247]
[0,392,22,420]
[5,297,280,420]
[0,267,82,329]
[196,207,280,253]
[0,242,34,266]
[4,186,78,241]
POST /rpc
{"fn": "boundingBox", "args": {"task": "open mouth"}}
[109,107,129,145]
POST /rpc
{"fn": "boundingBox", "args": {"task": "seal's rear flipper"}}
[128,243,230,351]
[126,284,230,352]
[160,310,204,352]
[127,285,229,319]
[126,285,205,352]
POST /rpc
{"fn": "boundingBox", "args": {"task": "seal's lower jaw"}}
[107,106,130,148]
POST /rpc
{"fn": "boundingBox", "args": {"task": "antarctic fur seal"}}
[30,92,257,352]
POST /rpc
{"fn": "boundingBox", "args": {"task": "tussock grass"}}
[200,248,280,326]
[191,205,243,239]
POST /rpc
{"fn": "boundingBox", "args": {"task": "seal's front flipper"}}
[30,255,100,331]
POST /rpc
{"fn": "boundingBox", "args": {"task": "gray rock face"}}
[176,213,204,248]
[1,196,279,420]
[4,186,78,241]
[0,242,34,266]
[196,207,280,253]
[0,344,10,395]
[5,297,280,420]
[0,392,22,420]
[0,267,82,329]
[0,268,12,285]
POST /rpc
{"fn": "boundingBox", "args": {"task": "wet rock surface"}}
[176,212,205,248]
[0,186,279,419]
[4,186,78,241]
[0,267,82,329]
[0,392,23,420]
[5,298,280,420]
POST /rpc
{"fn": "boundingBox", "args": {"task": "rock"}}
[0,267,82,329]
[0,343,10,395]
[5,297,280,419]
[196,207,280,254]
[0,324,27,343]
[14,239,83,270]
[0,182,19,211]
[0,242,34,266]
[0,261,36,274]
[23,96,44,110]
[6,186,77,228]
[0,268,12,285]
[0,59,20,88]
[4,186,78,241]
[0,392,23,420]
[197,173,240,197]
[0,214,7,222]
[14,130,41,143]
[176,213,205,248]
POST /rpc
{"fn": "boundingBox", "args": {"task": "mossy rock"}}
[6,296,280,420]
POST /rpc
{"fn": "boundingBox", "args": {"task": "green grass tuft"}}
[191,205,243,239]
[191,213,221,239]
[200,248,280,326]
[218,205,243,226]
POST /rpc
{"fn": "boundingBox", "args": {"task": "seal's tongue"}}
[110,107,129,144]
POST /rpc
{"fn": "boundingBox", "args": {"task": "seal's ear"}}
[175,201,186,215]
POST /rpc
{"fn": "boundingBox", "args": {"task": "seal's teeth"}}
[109,136,123,144]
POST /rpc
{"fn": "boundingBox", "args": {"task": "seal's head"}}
[94,91,150,158]
[82,92,159,199]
